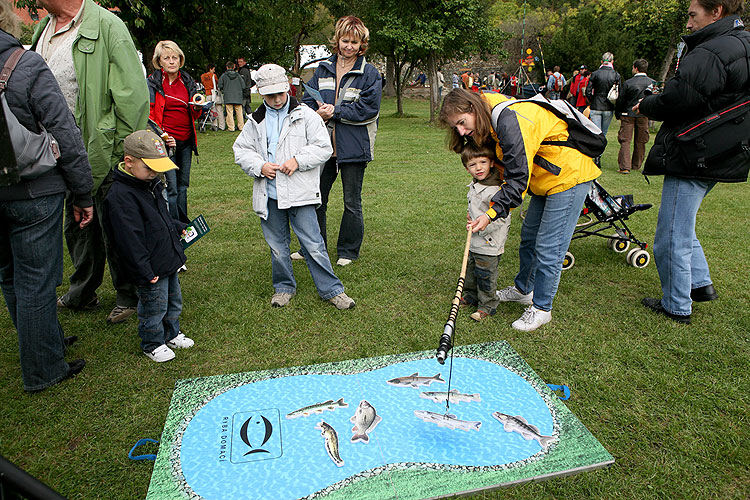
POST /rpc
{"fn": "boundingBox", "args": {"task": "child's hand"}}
[150,276,159,284]
[261,162,280,179]
[469,214,492,233]
[279,158,298,175]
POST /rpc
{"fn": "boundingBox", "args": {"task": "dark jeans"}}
[61,171,137,308]
[0,194,71,391]
[464,252,501,314]
[165,139,192,224]
[316,158,366,260]
[136,272,182,353]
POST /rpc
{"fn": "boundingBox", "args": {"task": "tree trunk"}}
[384,57,396,97]
[427,54,439,123]
[394,63,404,116]
[659,43,677,83]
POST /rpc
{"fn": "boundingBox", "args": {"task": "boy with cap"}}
[233,64,355,309]
[103,131,194,362]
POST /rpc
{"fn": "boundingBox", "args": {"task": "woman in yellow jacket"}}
[440,89,600,331]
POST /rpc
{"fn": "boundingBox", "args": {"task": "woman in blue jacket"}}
[300,16,382,266]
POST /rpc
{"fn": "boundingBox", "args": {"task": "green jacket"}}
[31,0,149,194]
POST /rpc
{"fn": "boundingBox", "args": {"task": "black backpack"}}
[0,48,60,187]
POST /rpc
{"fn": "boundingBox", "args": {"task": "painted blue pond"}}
[179,357,555,500]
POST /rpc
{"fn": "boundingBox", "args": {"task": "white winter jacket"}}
[233,97,333,219]
[468,179,511,256]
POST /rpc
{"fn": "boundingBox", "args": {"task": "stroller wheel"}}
[562,251,575,270]
[608,236,630,253]
[626,247,639,266]
[630,249,650,268]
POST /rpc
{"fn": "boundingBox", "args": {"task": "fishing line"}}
[444,330,456,415]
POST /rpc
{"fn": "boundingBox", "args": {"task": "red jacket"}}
[147,69,201,152]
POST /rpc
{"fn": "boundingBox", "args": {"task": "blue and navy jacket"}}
[302,54,382,164]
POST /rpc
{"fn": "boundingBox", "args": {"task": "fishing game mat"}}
[145,341,613,499]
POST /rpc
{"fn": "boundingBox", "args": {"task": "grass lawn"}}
[0,96,748,499]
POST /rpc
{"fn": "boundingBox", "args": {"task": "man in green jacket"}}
[32,0,149,324]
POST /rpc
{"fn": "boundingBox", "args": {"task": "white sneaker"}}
[178,264,187,273]
[496,285,533,305]
[329,292,355,310]
[336,258,352,266]
[167,333,194,349]
[512,306,552,331]
[144,344,175,362]
[271,292,294,307]
[290,251,305,261]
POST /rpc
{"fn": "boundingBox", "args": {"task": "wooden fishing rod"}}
[436,229,472,365]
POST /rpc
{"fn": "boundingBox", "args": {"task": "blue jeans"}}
[514,182,591,311]
[165,139,192,223]
[0,194,71,391]
[262,199,344,300]
[652,176,716,316]
[589,109,614,135]
[136,272,182,353]
[317,158,366,260]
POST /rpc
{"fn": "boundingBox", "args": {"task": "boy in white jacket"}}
[460,142,511,321]
[233,64,355,309]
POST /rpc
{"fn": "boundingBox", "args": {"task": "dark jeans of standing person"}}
[61,171,137,309]
[136,272,182,353]
[165,139,192,224]
[316,158,366,261]
[0,194,75,391]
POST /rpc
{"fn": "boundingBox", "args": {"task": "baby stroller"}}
[196,100,218,132]
[562,180,653,270]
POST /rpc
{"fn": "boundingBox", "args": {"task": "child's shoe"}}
[168,332,194,349]
[271,292,294,307]
[511,306,552,331]
[336,258,352,267]
[329,292,355,310]
[290,251,305,261]
[496,285,533,305]
[459,296,476,307]
[144,345,175,362]
[470,310,489,321]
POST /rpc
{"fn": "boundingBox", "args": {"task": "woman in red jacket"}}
[147,40,200,224]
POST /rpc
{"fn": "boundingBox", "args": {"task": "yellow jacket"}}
[481,92,600,220]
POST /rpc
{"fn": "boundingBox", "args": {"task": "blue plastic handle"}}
[547,384,571,400]
[128,438,159,461]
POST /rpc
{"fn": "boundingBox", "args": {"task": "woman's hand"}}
[261,162,280,179]
[468,213,492,233]
[162,133,176,148]
[150,276,159,284]
[317,103,335,121]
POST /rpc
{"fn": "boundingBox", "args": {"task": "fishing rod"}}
[436,229,472,365]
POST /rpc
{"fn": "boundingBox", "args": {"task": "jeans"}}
[653,176,716,316]
[464,252,501,314]
[317,158,366,260]
[262,199,344,300]
[137,272,182,353]
[61,171,137,308]
[0,194,71,391]
[590,109,614,135]
[514,182,591,312]
[165,139,192,223]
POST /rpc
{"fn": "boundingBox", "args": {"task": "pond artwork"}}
[145,341,613,499]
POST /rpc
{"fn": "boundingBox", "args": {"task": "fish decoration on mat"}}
[387,372,445,389]
[285,398,348,419]
[315,420,344,467]
[492,412,555,449]
[350,400,382,443]
[420,389,481,404]
[413,410,482,432]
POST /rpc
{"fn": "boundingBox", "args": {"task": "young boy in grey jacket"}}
[460,142,512,321]
[233,64,355,310]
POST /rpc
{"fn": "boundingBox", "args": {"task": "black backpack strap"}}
[0,48,25,92]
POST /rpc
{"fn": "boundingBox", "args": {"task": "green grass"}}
[1,97,748,499]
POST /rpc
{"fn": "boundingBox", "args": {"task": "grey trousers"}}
[463,252,502,314]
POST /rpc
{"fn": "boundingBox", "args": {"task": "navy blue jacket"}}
[302,54,382,164]
[103,168,186,285]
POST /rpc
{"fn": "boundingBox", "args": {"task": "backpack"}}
[553,73,563,91]
[0,48,60,187]
[490,93,607,159]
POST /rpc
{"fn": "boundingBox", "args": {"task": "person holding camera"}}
[614,59,655,174]
[635,0,750,324]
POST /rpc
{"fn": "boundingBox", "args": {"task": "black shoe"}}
[63,336,78,347]
[691,284,718,302]
[642,297,691,324]
[64,359,86,380]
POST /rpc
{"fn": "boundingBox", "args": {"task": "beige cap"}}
[254,64,290,95]
[123,130,178,172]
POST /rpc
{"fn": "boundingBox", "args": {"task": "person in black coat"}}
[635,0,750,324]
[0,15,93,391]
[614,59,655,173]
[586,52,620,135]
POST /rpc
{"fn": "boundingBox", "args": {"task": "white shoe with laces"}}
[496,285,533,305]
[144,344,175,362]
[512,306,552,331]
[167,333,194,349]
[290,252,304,261]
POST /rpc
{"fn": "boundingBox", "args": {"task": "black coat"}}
[586,66,620,111]
[641,15,750,181]
[102,169,186,285]
[615,74,655,118]
[0,30,92,204]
